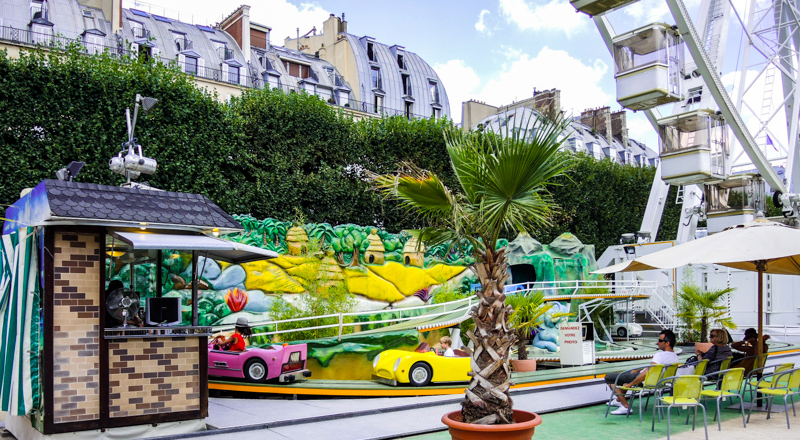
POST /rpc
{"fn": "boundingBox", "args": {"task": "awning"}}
[111,231,279,264]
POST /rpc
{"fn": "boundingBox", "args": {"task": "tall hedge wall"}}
[0,46,679,255]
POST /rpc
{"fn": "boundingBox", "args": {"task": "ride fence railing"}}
[211,296,476,342]
[501,279,659,298]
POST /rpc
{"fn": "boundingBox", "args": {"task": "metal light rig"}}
[109,94,159,183]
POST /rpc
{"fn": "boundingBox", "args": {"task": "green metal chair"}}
[746,368,800,429]
[604,364,652,418]
[610,364,666,422]
[694,359,709,377]
[744,362,795,400]
[699,368,746,430]
[651,375,708,440]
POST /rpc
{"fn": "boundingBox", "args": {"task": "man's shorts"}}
[604,371,639,386]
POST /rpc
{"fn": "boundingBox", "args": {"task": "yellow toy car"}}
[371,345,471,386]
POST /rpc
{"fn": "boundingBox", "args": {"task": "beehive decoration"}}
[364,228,386,265]
[318,249,345,288]
[402,236,425,267]
[286,224,309,256]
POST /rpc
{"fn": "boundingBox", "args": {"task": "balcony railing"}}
[174,37,193,52]
[132,27,150,40]
[217,46,234,61]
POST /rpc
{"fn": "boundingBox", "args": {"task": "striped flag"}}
[0,227,40,416]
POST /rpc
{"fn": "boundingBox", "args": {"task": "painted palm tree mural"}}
[371,114,573,424]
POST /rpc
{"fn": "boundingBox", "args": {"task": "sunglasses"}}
[657,339,666,343]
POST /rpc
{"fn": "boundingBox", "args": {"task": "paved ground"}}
[397,401,798,440]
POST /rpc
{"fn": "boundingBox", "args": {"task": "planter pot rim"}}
[442,409,542,432]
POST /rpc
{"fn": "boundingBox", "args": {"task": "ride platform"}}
[209,341,800,397]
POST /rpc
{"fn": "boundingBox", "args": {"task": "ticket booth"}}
[613,23,684,111]
[1,179,275,438]
[658,109,729,185]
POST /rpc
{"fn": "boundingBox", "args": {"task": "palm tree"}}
[371,113,573,425]
[676,282,737,343]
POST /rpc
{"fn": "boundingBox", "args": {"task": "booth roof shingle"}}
[43,180,242,230]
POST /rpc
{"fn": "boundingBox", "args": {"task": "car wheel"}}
[244,359,268,383]
[408,362,432,387]
[617,327,627,337]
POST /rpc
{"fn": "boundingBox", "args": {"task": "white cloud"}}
[474,47,611,118]
[433,60,482,124]
[475,9,491,34]
[498,0,587,37]
[622,0,671,22]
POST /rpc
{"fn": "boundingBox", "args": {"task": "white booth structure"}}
[658,109,728,185]
[705,175,765,233]
[570,0,641,16]
[613,23,684,111]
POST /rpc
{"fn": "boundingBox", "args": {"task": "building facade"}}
[286,14,450,119]
[463,89,659,167]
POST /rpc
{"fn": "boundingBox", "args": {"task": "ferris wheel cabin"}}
[613,23,684,111]
[570,0,641,16]
[657,109,728,186]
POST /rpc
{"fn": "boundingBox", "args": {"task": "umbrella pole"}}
[755,262,766,359]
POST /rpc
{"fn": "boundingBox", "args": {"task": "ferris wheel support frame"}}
[666,0,787,193]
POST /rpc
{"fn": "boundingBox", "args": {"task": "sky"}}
[122,0,764,153]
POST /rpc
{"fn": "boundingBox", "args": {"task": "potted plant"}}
[506,291,568,372]
[675,271,737,344]
[372,112,572,438]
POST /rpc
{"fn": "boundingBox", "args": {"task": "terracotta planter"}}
[511,359,537,372]
[442,410,542,440]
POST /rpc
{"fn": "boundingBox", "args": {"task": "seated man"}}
[605,329,679,415]
[731,327,770,375]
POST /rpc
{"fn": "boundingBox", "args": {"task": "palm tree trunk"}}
[700,316,708,343]
[516,329,528,360]
[463,247,517,424]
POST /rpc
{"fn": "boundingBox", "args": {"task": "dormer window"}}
[402,74,412,96]
[83,33,104,55]
[371,67,382,90]
[367,41,375,62]
[173,32,192,52]
[429,80,440,103]
[283,60,310,78]
[397,53,405,69]
[130,21,148,40]
[30,0,45,20]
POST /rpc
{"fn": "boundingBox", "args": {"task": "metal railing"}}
[210,296,476,341]
[174,37,193,51]
[497,279,659,298]
[132,27,150,40]
[217,46,234,61]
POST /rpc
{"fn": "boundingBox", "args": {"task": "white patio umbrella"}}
[595,217,800,357]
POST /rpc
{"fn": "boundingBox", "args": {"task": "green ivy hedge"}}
[0,45,679,256]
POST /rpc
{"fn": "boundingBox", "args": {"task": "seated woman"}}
[696,328,732,375]
[212,317,252,352]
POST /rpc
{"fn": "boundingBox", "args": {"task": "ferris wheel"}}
[571,0,800,237]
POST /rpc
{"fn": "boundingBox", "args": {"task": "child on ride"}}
[212,317,252,352]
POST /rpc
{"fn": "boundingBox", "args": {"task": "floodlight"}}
[136,94,159,114]
[55,161,85,181]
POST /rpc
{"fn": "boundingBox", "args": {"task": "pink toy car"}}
[208,342,312,383]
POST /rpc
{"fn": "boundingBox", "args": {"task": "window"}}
[184,56,197,75]
[84,34,104,55]
[137,44,151,61]
[227,64,240,84]
[267,74,281,90]
[402,74,411,96]
[374,93,384,113]
[405,102,413,119]
[431,107,440,119]
[367,41,375,62]
[337,90,349,107]
[371,67,382,89]
[130,21,148,39]
[429,81,439,103]
[283,60,310,78]
[30,0,45,19]
[397,53,405,69]
[31,24,52,45]
[173,32,191,52]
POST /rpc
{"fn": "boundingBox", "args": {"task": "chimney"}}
[532,88,561,116]
[580,106,612,145]
[219,5,251,63]
[610,110,629,149]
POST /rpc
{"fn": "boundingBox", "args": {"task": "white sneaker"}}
[606,400,623,407]
[610,406,631,415]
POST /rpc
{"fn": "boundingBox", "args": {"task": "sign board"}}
[559,322,595,366]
